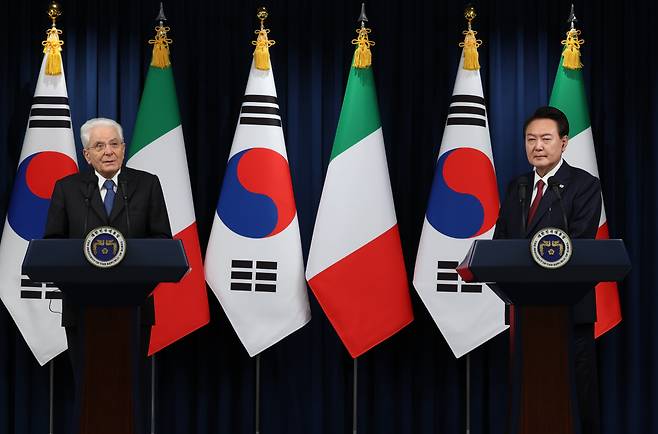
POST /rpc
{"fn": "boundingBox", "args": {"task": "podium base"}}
[511,306,576,434]
[67,307,147,434]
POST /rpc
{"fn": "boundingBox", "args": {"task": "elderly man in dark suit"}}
[45,117,170,240]
[494,106,602,434]
[44,117,171,434]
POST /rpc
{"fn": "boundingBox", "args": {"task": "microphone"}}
[119,180,131,238]
[548,177,569,234]
[517,177,528,233]
[82,181,94,236]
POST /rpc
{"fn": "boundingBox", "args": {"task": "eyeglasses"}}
[87,141,124,152]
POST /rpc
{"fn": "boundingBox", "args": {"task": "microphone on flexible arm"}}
[119,180,132,238]
[82,181,94,236]
[517,177,528,233]
[548,176,569,234]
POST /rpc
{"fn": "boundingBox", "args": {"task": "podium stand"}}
[458,239,630,434]
[22,239,188,434]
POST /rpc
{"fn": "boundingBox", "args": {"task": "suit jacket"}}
[44,166,172,325]
[493,160,602,323]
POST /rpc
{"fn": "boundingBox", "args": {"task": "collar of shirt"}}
[95,169,121,201]
[531,158,563,201]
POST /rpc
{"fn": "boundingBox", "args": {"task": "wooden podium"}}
[23,239,188,434]
[458,239,630,434]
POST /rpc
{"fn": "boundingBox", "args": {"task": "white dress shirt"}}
[531,158,563,203]
[95,169,121,202]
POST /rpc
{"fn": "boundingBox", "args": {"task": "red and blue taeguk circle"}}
[8,151,77,241]
[217,148,296,239]
[426,148,499,239]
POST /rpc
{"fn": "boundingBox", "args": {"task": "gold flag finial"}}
[561,4,584,70]
[42,1,64,75]
[148,3,173,69]
[459,5,482,70]
[252,7,275,70]
[351,3,374,69]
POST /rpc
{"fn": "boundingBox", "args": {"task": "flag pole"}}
[465,354,471,434]
[49,360,54,434]
[255,354,261,434]
[150,355,156,434]
[352,357,358,434]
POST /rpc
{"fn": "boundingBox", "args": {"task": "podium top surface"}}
[458,239,631,284]
[22,239,189,285]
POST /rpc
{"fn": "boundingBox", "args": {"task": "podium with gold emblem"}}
[458,236,630,434]
[22,236,188,434]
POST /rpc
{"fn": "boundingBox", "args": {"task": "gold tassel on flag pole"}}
[149,3,172,69]
[42,1,63,76]
[459,5,481,71]
[352,3,374,69]
[561,4,584,70]
[252,7,275,71]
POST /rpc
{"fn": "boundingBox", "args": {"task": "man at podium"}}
[44,117,171,434]
[493,106,602,434]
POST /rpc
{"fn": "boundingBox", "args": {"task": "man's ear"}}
[82,149,91,164]
[561,135,569,152]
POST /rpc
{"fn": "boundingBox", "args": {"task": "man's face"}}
[83,125,125,179]
[525,118,568,177]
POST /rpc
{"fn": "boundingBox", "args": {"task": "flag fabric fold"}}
[549,50,622,338]
[413,52,507,358]
[305,56,414,358]
[0,56,78,365]
[205,59,311,357]
[127,58,210,355]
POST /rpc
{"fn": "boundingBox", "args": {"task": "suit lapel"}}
[109,168,136,223]
[81,170,108,223]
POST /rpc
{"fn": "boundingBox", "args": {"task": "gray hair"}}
[80,118,124,149]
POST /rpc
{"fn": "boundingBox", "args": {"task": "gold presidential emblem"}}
[83,226,126,268]
[530,227,573,269]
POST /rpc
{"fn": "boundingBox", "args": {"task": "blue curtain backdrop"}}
[0,0,656,433]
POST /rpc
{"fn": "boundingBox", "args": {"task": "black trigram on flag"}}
[20,275,62,300]
[446,94,487,128]
[239,95,282,127]
[436,261,482,293]
[28,96,72,129]
[230,260,277,292]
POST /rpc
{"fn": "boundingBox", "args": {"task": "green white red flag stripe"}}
[127,63,209,354]
[549,58,622,337]
[306,62,413,358]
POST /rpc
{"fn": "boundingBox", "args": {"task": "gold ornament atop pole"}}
[42,1,64,75]
[459,5,482,71]
[252,7,275,71]
[351,3,374,69]
[561,4,584,70]
[148,2,173,69]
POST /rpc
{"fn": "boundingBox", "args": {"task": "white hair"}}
[80,118,124,149]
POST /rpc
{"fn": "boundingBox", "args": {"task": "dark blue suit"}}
[494,160,602,434]
[44,166,171,434]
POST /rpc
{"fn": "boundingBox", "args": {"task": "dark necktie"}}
[103,179,116,216]
[527,179,544,226]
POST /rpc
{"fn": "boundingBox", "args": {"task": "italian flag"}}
[127,62,210,354]
[305,61,414,358]
[549,51,622,338]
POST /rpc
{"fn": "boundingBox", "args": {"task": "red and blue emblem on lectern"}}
[426,148,498,239]
[7,151,77,241]
[217,148,296,239]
